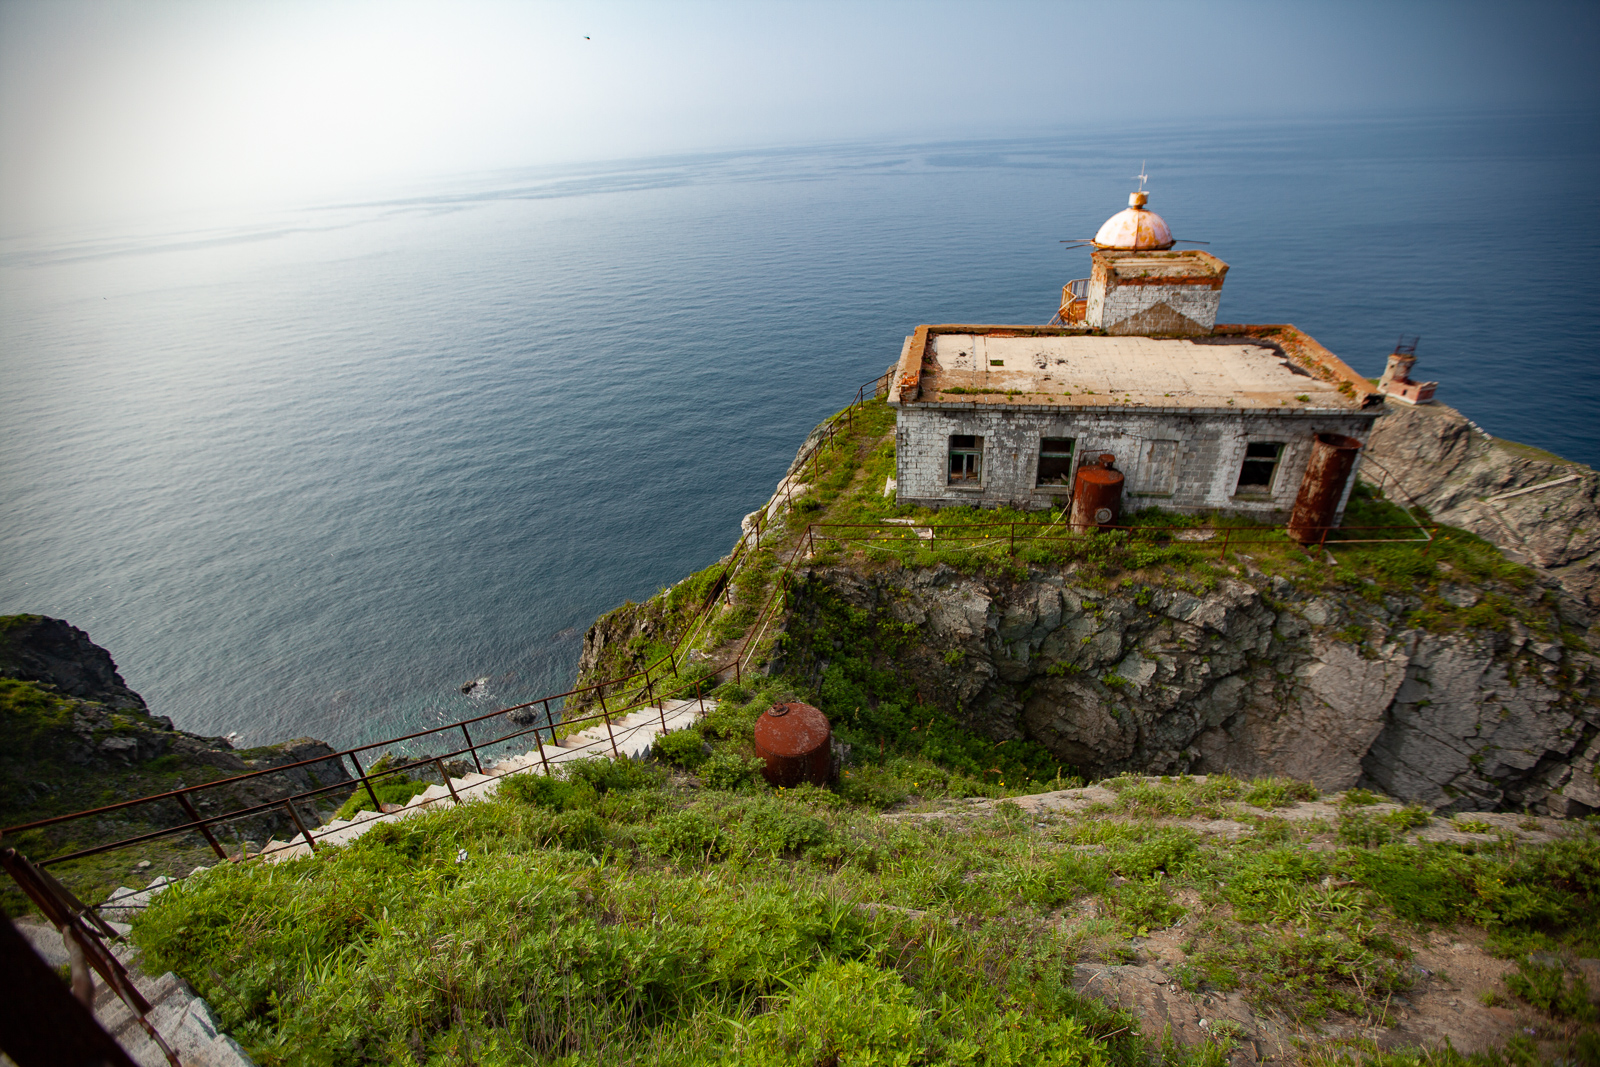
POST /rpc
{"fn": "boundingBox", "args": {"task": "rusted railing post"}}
[536,700,552,774]
[1009,523,1015,556]
[602,707,619,759]
[346,751,383,815]
[281,800,316,852]
[175,793,227,861]
[460,724,483,774]
[433,759,462,805]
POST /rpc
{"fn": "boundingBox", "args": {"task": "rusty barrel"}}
[1287,433,1364,544]
[1069,453,1124,532]
[752,701,832,787]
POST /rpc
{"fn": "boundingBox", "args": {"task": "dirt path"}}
[886,779,1594,1063]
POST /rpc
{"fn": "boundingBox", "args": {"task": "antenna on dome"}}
[1133,162,1149,193]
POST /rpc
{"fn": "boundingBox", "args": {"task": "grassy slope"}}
[130,750,1600,1066]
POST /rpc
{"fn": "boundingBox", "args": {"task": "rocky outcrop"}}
[1365,400,1600,617]
[1,615,352,840]
[784,562,1599,815]
[0,615,152,714]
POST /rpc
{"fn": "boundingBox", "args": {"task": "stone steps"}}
[164,698,705,865]
[93,967,254,1066]
[79,697,706,1061]
[14,913,254,1066]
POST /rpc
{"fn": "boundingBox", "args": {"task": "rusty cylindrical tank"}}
[752,701,833,787]
[1069,453,1124,532]
[1287,433,1364,544]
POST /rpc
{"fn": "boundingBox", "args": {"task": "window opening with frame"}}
[1035,437,1076,487]
[948,434,982,485]
[1235,441,1285,494]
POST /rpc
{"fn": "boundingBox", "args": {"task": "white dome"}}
[1092,191,1175,250]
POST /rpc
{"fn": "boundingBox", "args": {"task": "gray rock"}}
[1365,398,1600,618]
[784,557,1597,813]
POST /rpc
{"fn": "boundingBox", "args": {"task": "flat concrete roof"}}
[890,324,1380,411]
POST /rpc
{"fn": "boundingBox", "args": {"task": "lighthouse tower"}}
[1074,181,1230,337]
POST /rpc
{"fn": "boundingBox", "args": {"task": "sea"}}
[2,110,1597,752]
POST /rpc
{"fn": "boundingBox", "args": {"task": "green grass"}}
[332,775,430,819]
[131,759,1180,1067]
[0,677,76,752]
[127,758,1600,1065]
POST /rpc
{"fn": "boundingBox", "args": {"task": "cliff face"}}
[0,615,151,714]
[781,560,1599,816]
[566,394,1600,816]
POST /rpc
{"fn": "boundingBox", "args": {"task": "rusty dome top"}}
[752,701,830,758]
[1092,190,1175,251]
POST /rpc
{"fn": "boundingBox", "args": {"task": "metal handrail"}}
[1,380,885,877]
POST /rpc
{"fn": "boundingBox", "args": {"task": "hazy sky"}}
[3,0,1597,232]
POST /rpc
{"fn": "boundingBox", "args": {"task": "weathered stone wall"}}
[1088,281,1223,337]
[783,562,1599,815]
[894,405,1375,518]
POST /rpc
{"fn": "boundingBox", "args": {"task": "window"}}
[948,435,982,485]
[1236,441,1285,494]
[1036,437,1075,486]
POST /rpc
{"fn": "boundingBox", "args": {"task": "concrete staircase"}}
[255,696,706,859]
[76,696,706,1064]
[12,915,254,1067]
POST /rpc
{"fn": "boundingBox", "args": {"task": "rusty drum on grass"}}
[1069,453,1124,532]
[1287,433,1364,544]
[753,701,832,787]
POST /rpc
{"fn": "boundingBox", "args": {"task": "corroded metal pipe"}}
[1288,433,1364,544]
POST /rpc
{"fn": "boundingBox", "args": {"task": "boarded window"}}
[1141,439,1179,495]
[948,435,982,485]
[1236,441,1285,493]
[1036,437,1075,486]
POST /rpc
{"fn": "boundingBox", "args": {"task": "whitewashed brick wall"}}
[894,405,1377,522]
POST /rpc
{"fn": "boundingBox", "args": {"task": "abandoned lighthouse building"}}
[887,185,1386,529]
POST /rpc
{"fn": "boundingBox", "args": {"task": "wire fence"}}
[802,520,1436,560]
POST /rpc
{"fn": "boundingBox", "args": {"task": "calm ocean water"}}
[3,111,1597,749]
